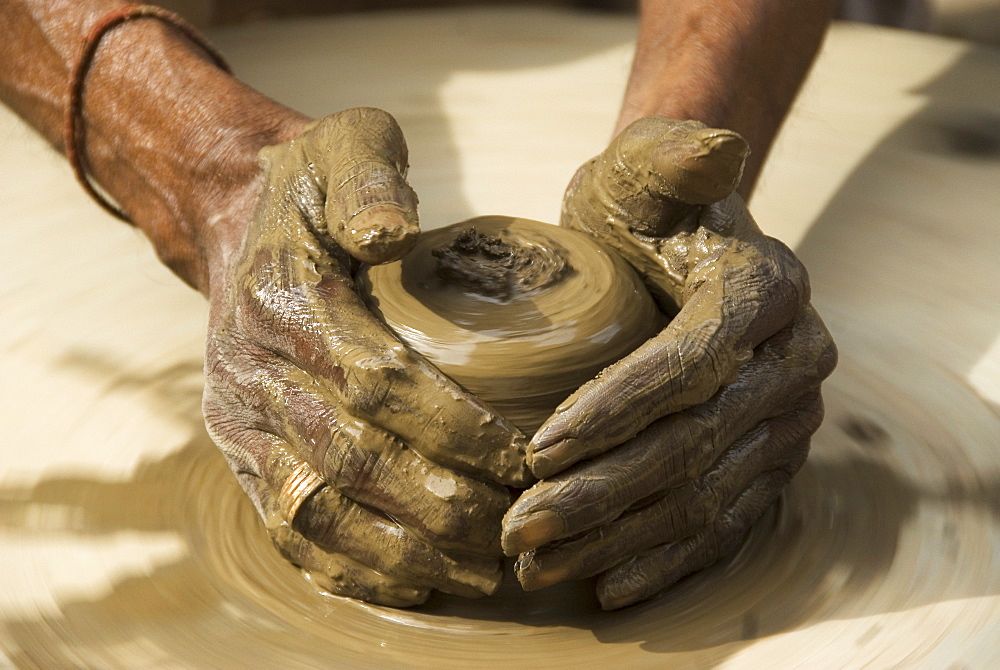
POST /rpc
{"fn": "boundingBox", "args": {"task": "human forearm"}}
[0,0,309,291]
[619,0,836,197]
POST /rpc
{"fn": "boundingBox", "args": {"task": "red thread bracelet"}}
[65,4,232,223]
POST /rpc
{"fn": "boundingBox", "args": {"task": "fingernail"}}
[445,558,504,598]
[346,204,419,264]
[597,575,650,610]
[599,592,638,611]
[515,555,569,592]
[529,438,578,478]
[386,585,430,607]
[503,510,565,555]
[530,423,562,451]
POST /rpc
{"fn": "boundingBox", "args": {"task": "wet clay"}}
[358,216,664,435]
[5,12,1000,668]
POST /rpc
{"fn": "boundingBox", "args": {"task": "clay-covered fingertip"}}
[654,127,749,205]
[512,552,540,591]
[489,436,535,488]
[598,592,636,611]
[514,555,567,592]
[482,570,504,597]
[500,531,521,558]
[441,558,504,599]
[596,573,651,610]
[378,585,431,608]
[528,437,578,479]
[504,464,536,488]
[343,204,420,265]
[596,580,638,610]
[502,509,564,555]
[528,452,559,480]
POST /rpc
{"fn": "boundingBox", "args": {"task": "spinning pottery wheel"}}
[1,8,998,668]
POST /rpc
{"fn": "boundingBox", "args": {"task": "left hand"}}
[501,117,837,609]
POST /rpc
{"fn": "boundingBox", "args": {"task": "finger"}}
[212,347,511,554]
[561,117,750,277]
[338,334,532,486]
[513,396,818,590]
[529,308,837,488]
[230,257,531,486]
[562,118,748,238]
[529,236,817,479]
[293,108,420,264]
[213,426,502,598]
[650,122,749,205]
[506,311,835,551]
[596,461,804,610]
[295,486,501,599]
[276,525,432,608]
[238,471,430,607]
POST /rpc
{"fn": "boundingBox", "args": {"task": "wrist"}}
[79,15,310,292]
[617,0,836,197]
[169,101,311,294]
[616,65,781,199]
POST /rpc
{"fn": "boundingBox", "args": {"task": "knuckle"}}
[692,478,724,521]
[715,521,750,559]
[338,359,408,419]
[560,158,601,231]
[562,476,617,526]
[666,325,728,405]
[619,115,674,147]
[324,441,382,496]
[334,108,407,167]
[732,238,809,320]
[205,329,267,378]
[654,494,688,538]
[208,423,266,483]
[766,237,811,303]
[330,162,413,222]
[802,392,826,437]
[204,332,310,437]
[338,374,387,420]
[784,309,838,383]
[237,250,314,336]
[424,493,500,547]
[346,106,402,138]
[817,337,839,380]
[203,328,239,382]
[779,446,811,478]
[293,490,343,547]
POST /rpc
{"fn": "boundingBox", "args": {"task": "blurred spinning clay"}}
[359,216,663,435]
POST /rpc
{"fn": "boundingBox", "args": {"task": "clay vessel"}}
[358,215,663,435]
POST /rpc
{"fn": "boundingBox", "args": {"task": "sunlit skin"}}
[0,0,836,607]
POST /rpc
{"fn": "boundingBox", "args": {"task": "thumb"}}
[306,108,420,265]
[562,117,748,238]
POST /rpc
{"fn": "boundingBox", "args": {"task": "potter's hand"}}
[502,117,837,609]
[202,108,530,607]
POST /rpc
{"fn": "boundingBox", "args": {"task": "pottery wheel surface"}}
[1,9,998,668]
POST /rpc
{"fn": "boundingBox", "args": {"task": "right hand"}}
[201,108,531,607]
[502,117,836,609]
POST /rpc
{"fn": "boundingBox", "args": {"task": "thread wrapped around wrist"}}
[65,3,232,223]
